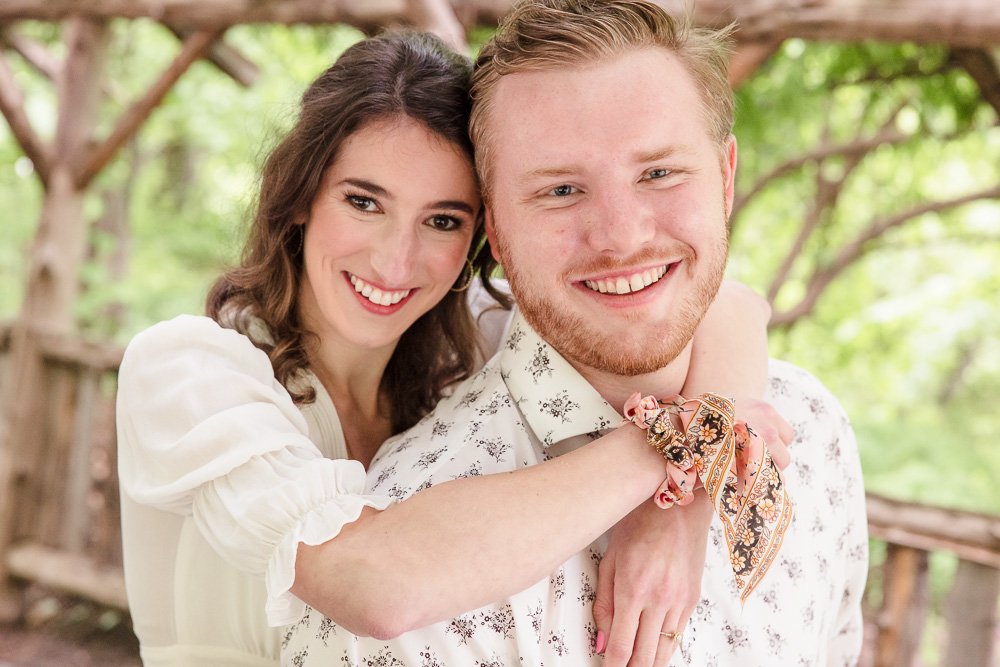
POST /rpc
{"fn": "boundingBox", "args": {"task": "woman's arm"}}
[293,424,665,640]
[593,280,790,667]
[118,315,670,641]
[684,278,771,399]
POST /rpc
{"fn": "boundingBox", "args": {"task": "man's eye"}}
[346,195,378,212]
[427,215,461,231]
[549,184,577,197]
[645,168,671,180]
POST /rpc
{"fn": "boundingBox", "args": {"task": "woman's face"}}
[298,116,479,355]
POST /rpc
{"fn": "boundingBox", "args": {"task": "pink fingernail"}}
[595,630,606,654]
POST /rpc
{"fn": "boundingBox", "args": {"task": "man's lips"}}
[581,263,675,295]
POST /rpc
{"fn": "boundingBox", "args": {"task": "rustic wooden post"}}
[874,544,929,667]
[0,18,222,617]
[0,16,109,619]
[943,559,1000,667]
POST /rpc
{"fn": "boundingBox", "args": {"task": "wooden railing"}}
[0,323,126,609]
[0,325,998,664]
[866,494,1000,666]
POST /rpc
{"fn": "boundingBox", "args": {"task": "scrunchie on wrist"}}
[623,391,793,604]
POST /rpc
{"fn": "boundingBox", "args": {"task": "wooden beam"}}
[166,25,258,87]
[76,28,223,188]
[867,493,1000,569]
[1,0,999,48]
[0,54,51,185]
[35,328,124,373]
[6,542,127,610]
[952,48,1000,119]
[6,0,995,47]
[0,0,417,31]
[690,0,1000,50]
[728,39,782,88]
[408,0,467,52]
[0,25,60,80]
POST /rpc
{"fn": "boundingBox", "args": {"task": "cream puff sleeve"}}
[116,315,392,626]
[468,278,515,357]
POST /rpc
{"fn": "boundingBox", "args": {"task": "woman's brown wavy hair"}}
[206,31,508,434]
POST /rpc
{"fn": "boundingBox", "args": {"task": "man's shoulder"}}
[765,358,862,488]
[366,358,530,498]
[766,358,850,429]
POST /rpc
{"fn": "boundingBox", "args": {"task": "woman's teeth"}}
[584,265,669,295]
[350,274,410,306]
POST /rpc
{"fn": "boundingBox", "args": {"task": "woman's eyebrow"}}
[341,178,389,197]
[431,199,476,214]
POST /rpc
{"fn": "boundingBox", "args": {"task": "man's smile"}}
[581,262,676,295]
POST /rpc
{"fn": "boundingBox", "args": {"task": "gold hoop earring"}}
[451,258,474,292]
[294,225,304,256]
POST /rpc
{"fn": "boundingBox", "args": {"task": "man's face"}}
[485,47,737,377]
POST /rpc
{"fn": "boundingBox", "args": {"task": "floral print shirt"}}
[281,309,868,667]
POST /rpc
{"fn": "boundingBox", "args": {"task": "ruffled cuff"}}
[264,492,394,627]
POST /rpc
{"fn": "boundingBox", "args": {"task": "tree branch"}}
[763,104,906,302]
[731,127,910,220]
[952,48,1000,119]
[75,28,223,189]
[770,185,1000,328]
[937,337,981,405]
[0,25,60,80]
[165,25,257,87]
[0,53,51,185]
[728,38,783,88]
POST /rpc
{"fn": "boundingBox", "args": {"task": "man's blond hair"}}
[470,0,735,203]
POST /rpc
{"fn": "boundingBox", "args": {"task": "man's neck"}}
[570,341,694,413]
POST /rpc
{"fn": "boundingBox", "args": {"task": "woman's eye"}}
[549,184,578,197]
[645,168,671,180]
[428,215,461,231]
[346,195,378,212]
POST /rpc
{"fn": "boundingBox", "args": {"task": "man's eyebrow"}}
[517,166,579,184]
[516,146,698,185]
[634,145,697,163]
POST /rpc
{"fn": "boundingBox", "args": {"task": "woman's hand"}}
[736,396,795,470]
[592,394,794,666]
[593,492,712,667]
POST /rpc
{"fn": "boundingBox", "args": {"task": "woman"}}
[117,31,784,667]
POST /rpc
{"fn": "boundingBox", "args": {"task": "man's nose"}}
[585,187,656,255]
[370,222,417,286]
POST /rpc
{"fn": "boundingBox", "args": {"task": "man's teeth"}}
[584,265,669,295]
[349,274,410,306]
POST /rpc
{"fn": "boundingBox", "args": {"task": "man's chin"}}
[563,337,690,377]
[527,313,693,376]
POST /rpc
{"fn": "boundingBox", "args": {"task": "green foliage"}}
[0,22,366,338]
[732,40,1000,514]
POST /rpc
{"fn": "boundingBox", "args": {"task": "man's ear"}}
[723,134,738,218]
[484,207,502,261]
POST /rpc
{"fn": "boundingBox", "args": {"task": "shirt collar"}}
[499,308,622,447]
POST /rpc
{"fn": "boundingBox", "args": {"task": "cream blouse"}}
[116,283,510,666]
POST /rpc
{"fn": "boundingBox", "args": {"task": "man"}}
[283,1,868,665]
